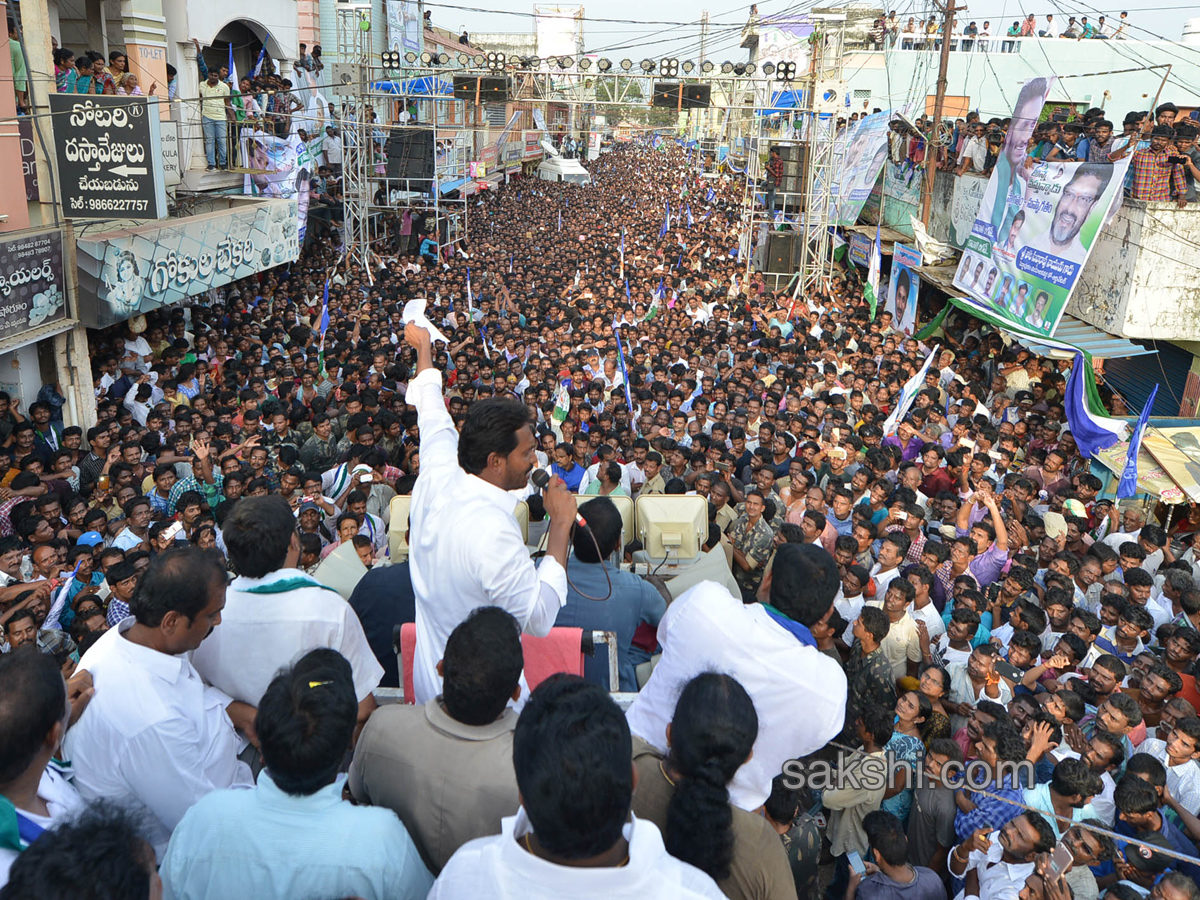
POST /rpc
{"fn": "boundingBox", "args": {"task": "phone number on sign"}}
[69,197,150,212]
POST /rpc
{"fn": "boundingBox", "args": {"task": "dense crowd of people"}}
[2,137,1200,900]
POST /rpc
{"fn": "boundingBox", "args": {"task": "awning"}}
[759,90,807,115]
[370,76,453,96]
[438,177,468,195]
[1020,316,1156,361]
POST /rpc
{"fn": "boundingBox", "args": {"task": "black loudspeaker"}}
[452,75,509,101]
[774,143,802,163]
[682,84,711,108]
[651,82,683,108]
[651,83,711,109]
[384,129,435,181]
[766,231,797,273]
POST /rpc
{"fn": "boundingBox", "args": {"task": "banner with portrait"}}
[887,243,921,336]
[1142,426,1200,504]
[831,109,895,226]
[953,76,1129,338]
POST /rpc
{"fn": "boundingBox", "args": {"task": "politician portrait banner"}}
[887,243,921,336]
[954,75,1129,337]
[831,109,895,226]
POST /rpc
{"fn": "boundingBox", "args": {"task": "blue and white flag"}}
[625,279,631,300]
[466,267,474,311]
[882,345,940,436]
[1063,352,1129,458]
[660,202,670,238]
[612,326,635,413]
[318,280,331,339]
[686,204,694,227]
[250,40,269,78]
[557,209,562,233]
[705,187,716,203]
[1118,384,1159,499]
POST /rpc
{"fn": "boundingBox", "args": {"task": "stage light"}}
[744,62,757,75]
[734,62,746,75]
[777,60,797,81]
[420,51,433,65]
[700,60,714,73]
[597,58,612,71]
[720,61,734,73]
[381,50,402,69]
[524,55,541,68]
[486,51,505,72]
[659,57,679,77]
[681,60,695,74]
[457,53,469,65]
[473,54,486,66]
[436,53,449,65]
[620,58,633,71]
[761,61,775,76]
[640,58,655,72]
[578,57,592,70]
[509,53,522,65]
[558,56,574,68]
[405,51,418,64]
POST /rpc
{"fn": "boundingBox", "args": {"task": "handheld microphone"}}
[530,469,590,531]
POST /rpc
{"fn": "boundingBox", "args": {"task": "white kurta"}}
[626,580,848,810]
[429,810,726,900]
[407,367,568,704]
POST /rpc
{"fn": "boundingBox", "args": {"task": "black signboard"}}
[0,232,67,342]
[47,95,167,220]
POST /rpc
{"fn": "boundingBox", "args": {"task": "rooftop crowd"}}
[3,138,1200,900]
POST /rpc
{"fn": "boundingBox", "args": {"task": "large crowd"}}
[2,124,1200,900]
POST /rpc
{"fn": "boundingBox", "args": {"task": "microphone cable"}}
[531,470,613,602]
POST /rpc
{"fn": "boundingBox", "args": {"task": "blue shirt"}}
[553,558,666,691]
[161,770,433,900]
[551,461,586,492]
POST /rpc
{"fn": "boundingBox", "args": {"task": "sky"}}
[425,0,1199,61]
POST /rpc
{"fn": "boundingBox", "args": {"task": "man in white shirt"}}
[62,548,256,860]
[626,543,847,811]
[430,677,725,900]
[404,324,577,704]
[947,812,1056,900]
[0,648,86,888]
[190,495,383,729]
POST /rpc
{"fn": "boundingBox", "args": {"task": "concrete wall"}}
[1068,201,1200,341]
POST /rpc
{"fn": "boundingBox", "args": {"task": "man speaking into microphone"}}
[403,323,578,704]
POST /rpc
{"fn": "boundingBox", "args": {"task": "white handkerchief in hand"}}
[401,298,450,345]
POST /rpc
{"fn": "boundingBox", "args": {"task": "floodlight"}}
[659,57,679,77]
[597,58,612,71]
[640,58,656,72]
[620,58,633,71]
[404,51,418,64]
[436,53,449,64]
[578,57,592,70]
[420,51,433,64]
[509,53,522,65]
[559,56,574,68]
[700,60,714,73]
[744,62,757,75]
[473,54,486,66]
[777,61,797,81]
[720,61,734,73]
[381,50,402,70]
[681,60,695,74]
[734,62,746,75]
[761,61,776,76]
